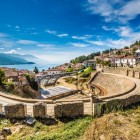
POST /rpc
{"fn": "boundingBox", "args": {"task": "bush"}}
[80,67,93,78]
[5,82,15,92]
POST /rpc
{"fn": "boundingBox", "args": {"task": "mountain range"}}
[0,53,37,65]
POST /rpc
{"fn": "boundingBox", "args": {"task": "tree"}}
[66,67,73,72]
[34,66,39,74]
[25,74,38,90]
[0,69,5,85]
[96,58,101,64]
[124,46,129,49]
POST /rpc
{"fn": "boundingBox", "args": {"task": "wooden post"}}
[132,70,135,78]
[139,72,140,79]
[126,69,129,76]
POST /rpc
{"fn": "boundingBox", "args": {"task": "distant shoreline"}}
[0,63,59,71]
[0,62,35,65]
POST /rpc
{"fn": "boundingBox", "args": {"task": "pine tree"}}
[34,66,39,74]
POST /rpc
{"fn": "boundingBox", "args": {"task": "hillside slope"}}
[82,105,140,140]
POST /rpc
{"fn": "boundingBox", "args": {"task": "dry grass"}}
[82,106,140,140]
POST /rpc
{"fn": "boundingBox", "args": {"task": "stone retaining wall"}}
[4,103,27,119]
[103,67,140,79]
[54,101,84,118]
[33,102,47,118]
[0,104,2,112]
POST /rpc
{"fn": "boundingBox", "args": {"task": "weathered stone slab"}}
[33,102,47,118]
[0,104,3,112]
[54,101,84,118]
[4,103,26,119]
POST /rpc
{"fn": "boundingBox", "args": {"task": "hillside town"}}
[1,43,140,88]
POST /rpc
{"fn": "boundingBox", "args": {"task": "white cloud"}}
[15,25,20,29]
[46,30,57,35]
[119,0,140,21]
[17,48,21,50]
[46,29,69,38]
[7,25,11,28]
[17,39,38,45]
[36,51,91,63]
[37,43,56,49]
[71,43,89,48]
[0,33,8,37]
[0,39,15,48]
[86,0,140,23]
[72,35,92,40]
[87,40,105,46]
[57,34,68,37]
[30,32,38,35]
[106,39,132,48]
[4,49,17,54]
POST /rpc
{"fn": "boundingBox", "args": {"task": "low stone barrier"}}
[103,67,140,79]
[54,101,84,118]
[0,104,2,112]
[4,103,26,119]
[33,102,47,118]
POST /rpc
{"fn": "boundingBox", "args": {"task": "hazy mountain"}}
[9,54,43,63]
[0,53,35,65]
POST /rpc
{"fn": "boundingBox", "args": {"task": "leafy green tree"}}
[66,67,73,72]
[96,58,101,64]
[0,69,5,85]
[25,74,38,90]
[124,46,129,49]
[34,66,39,74]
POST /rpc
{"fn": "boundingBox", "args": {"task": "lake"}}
[0,63,60,71]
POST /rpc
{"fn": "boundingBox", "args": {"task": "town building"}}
[46,69,64,75]
[114,55,136,67]
[134,48,140,64]
[84,59,96,69]
[4,70,19,83]
[19,76,29,86]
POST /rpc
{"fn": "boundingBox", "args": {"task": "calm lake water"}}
[0,63,60,71]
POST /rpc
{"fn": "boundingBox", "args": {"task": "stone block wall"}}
[96,94,140,116]
[4,103,26,119]
[54,101,84,118]
[103,67,127,75]
[0,104,3,112]
[33,102,47,118]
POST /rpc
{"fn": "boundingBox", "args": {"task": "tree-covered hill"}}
[70,40,140,64]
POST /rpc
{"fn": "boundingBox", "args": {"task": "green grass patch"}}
[8,116,93,140]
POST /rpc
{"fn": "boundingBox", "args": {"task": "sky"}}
[0,0,140,63]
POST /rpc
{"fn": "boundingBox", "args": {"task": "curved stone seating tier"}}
[91,73,136,97]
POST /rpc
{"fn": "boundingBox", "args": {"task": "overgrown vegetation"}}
[25,74,38,91]
[5,116,93,140]
[79,67,93,78]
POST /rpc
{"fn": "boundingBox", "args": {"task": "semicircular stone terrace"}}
[91,73,136,97]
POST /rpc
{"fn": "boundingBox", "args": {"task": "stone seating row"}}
[92,73,135,95]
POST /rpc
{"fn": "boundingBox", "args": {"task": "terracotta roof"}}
[4,70,18,77]
[123,56,135,59]
[114,55,124,59]
[115,55,135,59]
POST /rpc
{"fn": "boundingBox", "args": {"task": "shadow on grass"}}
[57,115,92,123]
